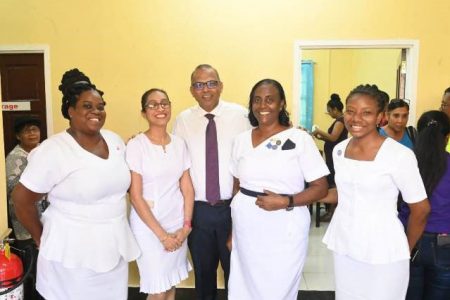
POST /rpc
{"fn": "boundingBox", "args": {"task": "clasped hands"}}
[160,227,191,252]
[255,190,289,211]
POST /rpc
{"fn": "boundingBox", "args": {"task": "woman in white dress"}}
[12,68,141,300]
[228,79,329,300]
[323,84,431,300]
[126,88,194,300]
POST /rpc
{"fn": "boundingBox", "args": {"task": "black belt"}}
[240,187,289,198]
[195,199,231,207]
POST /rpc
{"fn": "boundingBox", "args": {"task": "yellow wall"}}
[303,48,401,150]
[1,0,450,244]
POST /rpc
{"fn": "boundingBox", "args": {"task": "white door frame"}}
[0,45,54,136]
[292,40,419,126]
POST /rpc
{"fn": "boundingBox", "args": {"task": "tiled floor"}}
[163,204,336,292]
[301,217,335,291]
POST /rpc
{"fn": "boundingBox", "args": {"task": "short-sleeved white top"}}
[231,127,329,194]
[126,133,190,229]
[20,130,140,272]
[323,137,427,264]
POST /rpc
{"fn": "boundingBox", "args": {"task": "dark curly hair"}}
[345,84,385,113]
[248,79,290,127]
[58,68,104,120]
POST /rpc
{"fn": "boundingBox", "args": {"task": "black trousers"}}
[188,201,231,300]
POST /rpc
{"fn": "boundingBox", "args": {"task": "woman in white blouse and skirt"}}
[323,84,430,300]
[12,69,140,300]
[228,79,329,300]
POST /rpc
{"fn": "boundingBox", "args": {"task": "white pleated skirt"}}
[36,255,129,300]
[333,252,409,300]
[133,222,191,294]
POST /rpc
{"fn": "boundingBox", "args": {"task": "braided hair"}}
[345,84,385,113]
[58,69,104,120]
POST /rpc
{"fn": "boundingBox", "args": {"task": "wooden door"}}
[0,53,47,156]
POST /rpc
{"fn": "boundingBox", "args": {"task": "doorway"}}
[0,46,53,157]
[291,40,419,127]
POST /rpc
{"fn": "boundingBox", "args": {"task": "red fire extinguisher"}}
[0,239,23,300]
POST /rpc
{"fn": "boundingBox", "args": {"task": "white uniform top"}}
[323,137,427,264]
[173,100,251,201]
[126,133,191,230]
[228,128,329,300]
[20,130,140,272]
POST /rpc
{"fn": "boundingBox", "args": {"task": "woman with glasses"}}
[380,99,416,149]
[399,110,450,299]
[312,93,348,221]
[12,69,140,300]
[6,115,46,299]
[228,79,329,299]
[126,89,194,299]
[323,84,430,300]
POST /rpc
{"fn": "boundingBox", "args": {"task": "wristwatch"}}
[286,195,294,211]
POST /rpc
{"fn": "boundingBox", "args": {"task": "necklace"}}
[146,132,170,153]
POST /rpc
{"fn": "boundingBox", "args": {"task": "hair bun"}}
[58,68,91,94]
[330,93,341,102]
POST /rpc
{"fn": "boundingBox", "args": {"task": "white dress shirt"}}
[173,100,251,201]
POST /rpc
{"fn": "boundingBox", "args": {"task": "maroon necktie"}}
[205,114,220,204]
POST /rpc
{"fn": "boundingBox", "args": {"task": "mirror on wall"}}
[301,48,405,140]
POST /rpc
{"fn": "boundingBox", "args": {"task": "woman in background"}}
[12,69,140,300]
[312,93,348,219]
[126,89,194,300]
[380,98,416,149]
[6,115,46,299]
[400,110,450,299]
[228,79,329,299]
[323,84,430,300]
[6,116,44,241]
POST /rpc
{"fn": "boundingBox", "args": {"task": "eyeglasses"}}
[145,101,171,110]
[21,126,40,134]
[191,80,220,90]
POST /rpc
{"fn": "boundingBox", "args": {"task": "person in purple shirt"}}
[399,110,450,300]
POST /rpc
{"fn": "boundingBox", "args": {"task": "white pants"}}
[334,252,409,300]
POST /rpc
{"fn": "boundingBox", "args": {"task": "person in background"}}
[173,64,250,300]
[312,93,348,220]
[6,115,46,299]
[399,110,450,300]
[323,84,430,300]
[377,89,390,127]
[228,79,329,299]
[12,68,140,300]
[380,99,416,150]
[126,88,194,300]
[6,116,45,241]
[440,87,450,152]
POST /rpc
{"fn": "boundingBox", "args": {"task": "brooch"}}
[266,138,282,150]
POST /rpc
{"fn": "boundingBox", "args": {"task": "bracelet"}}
[183,220,192,229]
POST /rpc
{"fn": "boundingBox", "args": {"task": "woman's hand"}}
[174,227,191,245]
[255,190,289,211]
[161,233,181,252]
